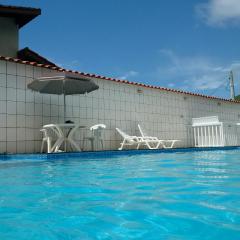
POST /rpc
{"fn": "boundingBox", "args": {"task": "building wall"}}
[0,17,18,58]
[0,59,240,153]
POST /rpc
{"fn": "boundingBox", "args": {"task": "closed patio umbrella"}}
[28,72,99,121]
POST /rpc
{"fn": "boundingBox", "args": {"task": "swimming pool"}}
[0,148,239,239]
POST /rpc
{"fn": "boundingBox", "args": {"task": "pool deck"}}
[0,146,239,161]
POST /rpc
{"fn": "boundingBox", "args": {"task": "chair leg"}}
[162,141,175,149]
[156,141,163,149]
[52,137,64,152]
[90,139,94,151]
[170,140,177,148]
[119,138,126,150]
[82,138,86,151]
[41,140,44,153]
[146,141,158,150]
[119,143,123,150]
[47,138,52,153]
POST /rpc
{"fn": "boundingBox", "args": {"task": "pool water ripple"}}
[0,150,240,239]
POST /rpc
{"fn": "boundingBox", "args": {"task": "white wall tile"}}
[7,114,16,128]
[34,116,42,129]
[26,90,34,102]
[0,141,6,153]
[7,62,16,75]
[43,104,50,116]
[73,107,79,118]
[26,128,34,141]
[7,128,16,141]
[7,75,16,88]
[17,128,26,141]
[35,103,43,115]
[34,141,41,153]
[0,101,6,114]
[7,101,16,114]
[0,87,6,101]
[0,114,6,128]
[25,140,34,153]
[16,89,25,102]
[17,141,26,153]
[0,128,6,141]
[7,88,17,101]
[0,61,6,74]
[17,102,26,115]
[26,65,33,78]
[51,105,59,117]
[33,67,42,78]
[17,115,25,127]
[24,78,31,90]
[17,76,26,89]
[43,95,50,104]
[34,128,42,141]
[0,74,6,87]
[25,102,34,115]
[26,115,34,128]
[17,64,26,77]
[34,92,43,103]
[6,141,16,153]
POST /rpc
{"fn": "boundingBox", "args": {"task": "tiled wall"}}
[1,59,240,153]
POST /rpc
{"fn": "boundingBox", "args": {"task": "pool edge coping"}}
[0,146,239,161]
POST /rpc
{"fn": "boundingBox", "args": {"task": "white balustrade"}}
[192,116,239,147]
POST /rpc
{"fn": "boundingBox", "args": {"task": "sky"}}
[2,0,240,98]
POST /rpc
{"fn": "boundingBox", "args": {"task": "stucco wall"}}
[0,17,18,58]
[0,59,240,153]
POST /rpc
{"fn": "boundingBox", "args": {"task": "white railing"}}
[192,116,239,147]
[193,123,224,147]
[223,123,239,146]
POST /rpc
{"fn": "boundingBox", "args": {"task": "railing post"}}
[220,123,224,146]
[193,127,196,147]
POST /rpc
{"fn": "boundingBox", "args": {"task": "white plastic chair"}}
[138,124,180,149]
[83,124,106,151]
[40,129,52,153]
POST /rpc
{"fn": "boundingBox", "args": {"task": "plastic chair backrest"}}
[90,124,106,138]
[138,124,148,137]
[40,129,49,138]
[116,128,130,138]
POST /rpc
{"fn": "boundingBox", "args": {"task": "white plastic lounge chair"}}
[116,128,143,150]
[116,128,163,150]
[138,124,180,149]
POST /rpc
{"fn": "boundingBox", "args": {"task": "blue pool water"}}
[0,149,240,239]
